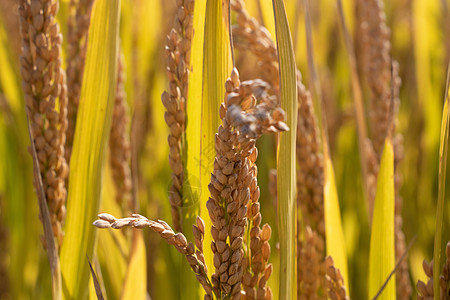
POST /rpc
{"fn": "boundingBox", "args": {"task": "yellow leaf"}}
[273,0,298,298]
[324,155,349,291]
[120,231,147,300]
[60,0,121,298]
[368,138,396,300]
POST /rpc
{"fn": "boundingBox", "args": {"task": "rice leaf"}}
[59,0,121,298]
[97,164,128,299]
[120,231,147,300]
[433,64,450,300]
[181,0,208,297]
[183,0,206,244]
[195,0,232,275]
[324,154,349,291]
[368,138,396,300]
[272,0,298,298]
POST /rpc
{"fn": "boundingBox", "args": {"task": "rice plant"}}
[1,0,450,299]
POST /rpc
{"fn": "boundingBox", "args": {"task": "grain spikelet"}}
[417,259,434,299]
[298,227,326,300]
[161,0,194,232]
[94,213,215,298]
[18,0,69,248]
[66,0,94,162]
[440,242,450,300]
[232,0,324,235]
[325,256,349,300]
[241,162,273,299]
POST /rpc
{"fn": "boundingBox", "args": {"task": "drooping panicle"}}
[161,0,194,232]
[94,213,214,299]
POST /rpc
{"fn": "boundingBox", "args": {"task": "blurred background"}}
[0,0,449,299]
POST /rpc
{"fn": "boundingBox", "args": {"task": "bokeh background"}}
[0,0,449,299]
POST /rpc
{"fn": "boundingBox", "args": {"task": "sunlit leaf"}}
[60,0,121,298]
[120,231,146,300]
[324,154,349,291]
[273,0,298,298]
[432,64,450,300]
[368,138,396,300]
[189,0,232,279]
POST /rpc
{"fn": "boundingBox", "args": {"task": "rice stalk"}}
[109,52,132,213]
[161,0,194,232]
[18,0,69,248]
[66,0,95,163]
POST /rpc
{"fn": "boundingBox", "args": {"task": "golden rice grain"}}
[18,0,69,248]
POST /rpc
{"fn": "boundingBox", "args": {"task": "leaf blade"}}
[433,64,450,300]
[324,155,349,291]
[60,0,121,298]
[272,0,298,298]
[196,0,232,276]
[368,138,396,300]
[120,231,147,300]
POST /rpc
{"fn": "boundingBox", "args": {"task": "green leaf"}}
[120,232,147,300]
[433,64,450,300]
[324,154,349,291]
[368,138,396,300]
[59,0,121,298]
[98,164,128,300]
[273,0,298,298]
[185,0,231,279]
[182,0,209,298]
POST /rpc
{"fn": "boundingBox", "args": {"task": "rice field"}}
[0,0,449,299]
